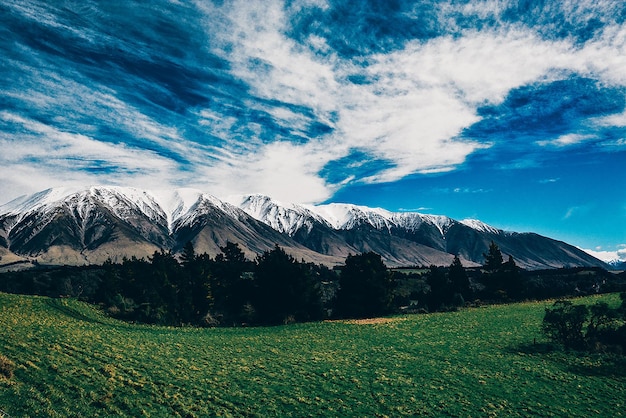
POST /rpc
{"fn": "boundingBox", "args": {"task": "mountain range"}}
[0,186,607,270]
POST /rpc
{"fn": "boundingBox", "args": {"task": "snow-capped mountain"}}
[228,195,460,236]
[226,194,607,269]
[0,187,609,269]
[607,260,626,270]
[225,194,328,236]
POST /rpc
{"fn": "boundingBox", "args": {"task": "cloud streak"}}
[198,2,626,191]
[1,1,625,255]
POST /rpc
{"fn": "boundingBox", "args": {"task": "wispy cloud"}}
[0,112,183,199]
[563,205,593,220]
[194,2,626,198]
[398,207,432,212]
[539,178,560,184]
[2,0,626,208]
[536,134,596,147]
[593,109,626,127]
[197,140,336,203]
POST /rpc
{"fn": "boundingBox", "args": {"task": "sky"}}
[1,0,625,261]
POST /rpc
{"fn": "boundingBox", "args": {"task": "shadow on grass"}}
[564,355,626,378]
[512,342,626,378]
[44,298,129,329]
[513,341,558,355]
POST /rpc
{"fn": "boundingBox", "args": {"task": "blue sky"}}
[1,0,625,261]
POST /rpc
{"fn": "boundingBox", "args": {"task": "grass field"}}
[1,292,624,417]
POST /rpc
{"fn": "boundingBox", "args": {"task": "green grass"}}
[1,293,624,417]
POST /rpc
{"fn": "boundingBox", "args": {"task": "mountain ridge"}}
[0,186,608,270]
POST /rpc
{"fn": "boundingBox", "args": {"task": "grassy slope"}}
[0,293,624,417]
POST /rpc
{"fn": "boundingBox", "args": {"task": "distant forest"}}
[1,241,625,327]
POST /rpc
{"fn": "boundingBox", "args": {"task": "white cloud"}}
[263,105,313,134]
[536,134,596,147]
[581,245,626,263]
[4,58,187,153]
[193,2,626,201]
[593,109,626,127]
[198,140,335,204]
[393,30,571,104]
[0,112,184,202]
[563,204,594,220]
[197,109,238,141]
[201,0,339,118]
[539,178,560,184]
[5,1,626,206]
[6,1,99,43]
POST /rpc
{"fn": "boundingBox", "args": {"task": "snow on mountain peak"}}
[230,196,498,237]
[87,186,166,223]
[460,219,501,234]
[308,203,394,230]
[579,247,626,265]
[0,186,83,215]
[0,186,167,226]
[225,194,325,235]
[150,188,243,231]
[151,188,204,227]
[0,186,246,233]
[1,186,507,240]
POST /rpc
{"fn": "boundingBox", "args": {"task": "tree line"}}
[0,241,624,327]
[396,241,625,313]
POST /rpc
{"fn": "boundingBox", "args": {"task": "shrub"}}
[542,300,588,349]
[542,296,626,352]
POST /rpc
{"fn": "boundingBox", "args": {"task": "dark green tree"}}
[334,252,395,319]
[252,245,323,325]
[98,258,123,306]
[426,265,452,311]
[501,254,523,299]
[449,255,470,300]
[216,241,248,264]
[542,295,626,352]
[147,250,181,324]
[483,241,503,271]
[212,242,254,325]
[177,242,214,325]
[191,252,216,325]
[180,241,196,266]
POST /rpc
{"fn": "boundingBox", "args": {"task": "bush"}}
[542,300,588,349]
[0,354,15,379]
[542,295,626,352]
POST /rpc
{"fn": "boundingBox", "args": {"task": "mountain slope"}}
[170,193,342,264]
[0,187,609,269]
[0,187,342,266]
[228,195,607,269]
[0,187,171,264]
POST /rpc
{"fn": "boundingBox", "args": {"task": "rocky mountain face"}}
[227,194,607,269]
[0,186,607,269]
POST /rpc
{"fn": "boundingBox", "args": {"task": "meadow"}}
[0,292,624,417]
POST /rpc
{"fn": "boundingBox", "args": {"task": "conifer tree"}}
[253,245,322,325]
[449,255,470,298]
[212,242,253,325]
[335,252,394,319]
[483,241,503,271]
